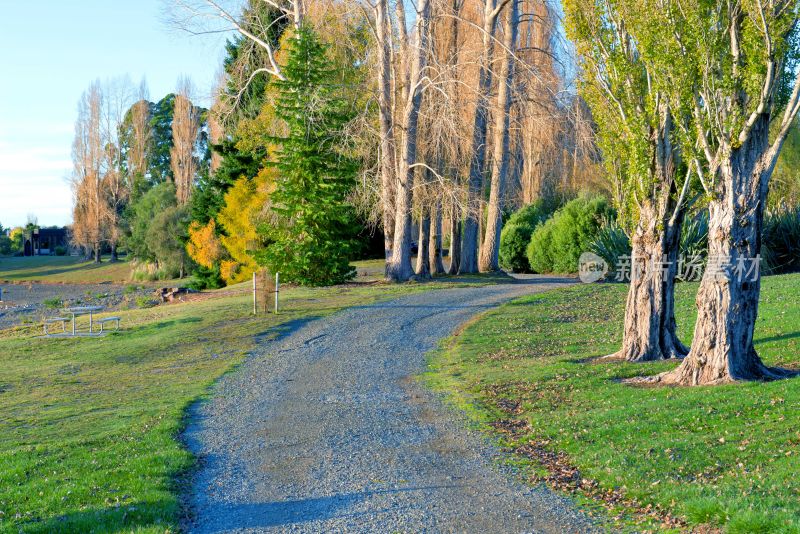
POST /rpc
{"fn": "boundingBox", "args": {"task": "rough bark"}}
[430,200,446,274]
[386,0,431,282]
[616,202,687,362]
[110,243,118,263]
[416,209,432,278]
[616,103,689,362]
[479,0,518,272]
[375,0,396,263]
[448,202,461,274]
[655,117,795,384]
[460,0,499,274]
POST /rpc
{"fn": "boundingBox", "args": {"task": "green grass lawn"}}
[0,256,134,284]
[0,264,511,533]
[425,275,800,533]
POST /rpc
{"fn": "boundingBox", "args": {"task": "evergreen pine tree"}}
[256,25,359,286]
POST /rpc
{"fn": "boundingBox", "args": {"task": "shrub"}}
[123,284,139,295]
[54,246,67,256]
[130,262,180,282]
[588,211,709,279]
[135,295,157,308]
[527,221,556,273]
[680,212,709,260]
[0,235,12,255]
[527,196,613,273]
[43,297,63,310]
[589,218,631,270]
[763,207,800,274]
[499,201,555,272]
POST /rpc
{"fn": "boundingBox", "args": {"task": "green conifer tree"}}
[256,25,359,286]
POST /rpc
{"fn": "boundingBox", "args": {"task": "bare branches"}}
[71,79,138,259]
[171,77,200,206]
[168,0,287,80]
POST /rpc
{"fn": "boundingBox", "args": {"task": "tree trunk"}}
[480,0,518,272]
[93,243,101,263]
[386,0,431,282]
[460,0,499,274]
[657,194,775,383]
[655,118,794,384]
[375,0,396,265]
[616,202,687,361]
[416,209,431,278]
[611,101,690,362]
[430,200,446,274]
[110,242,118,262]
[448,202,461,274]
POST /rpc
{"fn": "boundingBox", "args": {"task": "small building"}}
[23,227,69,256]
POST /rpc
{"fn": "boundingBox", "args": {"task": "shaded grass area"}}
[425,275,800,533]
[0,266,515,534]
[0,256,134,284]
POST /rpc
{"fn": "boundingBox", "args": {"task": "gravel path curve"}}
[184,276,598,533]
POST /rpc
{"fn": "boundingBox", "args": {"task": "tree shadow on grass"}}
[1,260,116,281]
[129,317,203,334]
[18,499,175,534]
[756,331,800,345]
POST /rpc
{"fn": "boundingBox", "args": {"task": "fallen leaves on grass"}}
[514,438,693,532]
[489,419,531,436]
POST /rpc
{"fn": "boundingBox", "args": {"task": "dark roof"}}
[36,227,67,236]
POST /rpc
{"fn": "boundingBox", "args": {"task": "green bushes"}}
[527,196,614,273]
[589,212,709,273]
[514,197,800,278]
[126,183,192,278]
[499,201,555,272]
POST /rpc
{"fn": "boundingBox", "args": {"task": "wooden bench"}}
[97,317,121,333]
[43,317,69,335]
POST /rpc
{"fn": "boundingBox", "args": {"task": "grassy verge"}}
[0,269,509,533]
[425,275,800,533]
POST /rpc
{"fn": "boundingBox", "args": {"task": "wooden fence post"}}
[252,272,257,315]
[275,272,279,314]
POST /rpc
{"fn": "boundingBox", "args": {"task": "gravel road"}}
[185,276,598,533]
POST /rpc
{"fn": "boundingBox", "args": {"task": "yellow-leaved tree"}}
[216,168,275,284]
[186,219,223,269]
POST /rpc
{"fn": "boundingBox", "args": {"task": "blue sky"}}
[0,0,229,228]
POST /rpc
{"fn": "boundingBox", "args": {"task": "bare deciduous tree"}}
[171,77,200,205]
[71,82,107,263]
[128,79,153,197]
[385,0,433,282]
[101,78,135,261]
[479,0,519,272]
[459,0,507,274]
